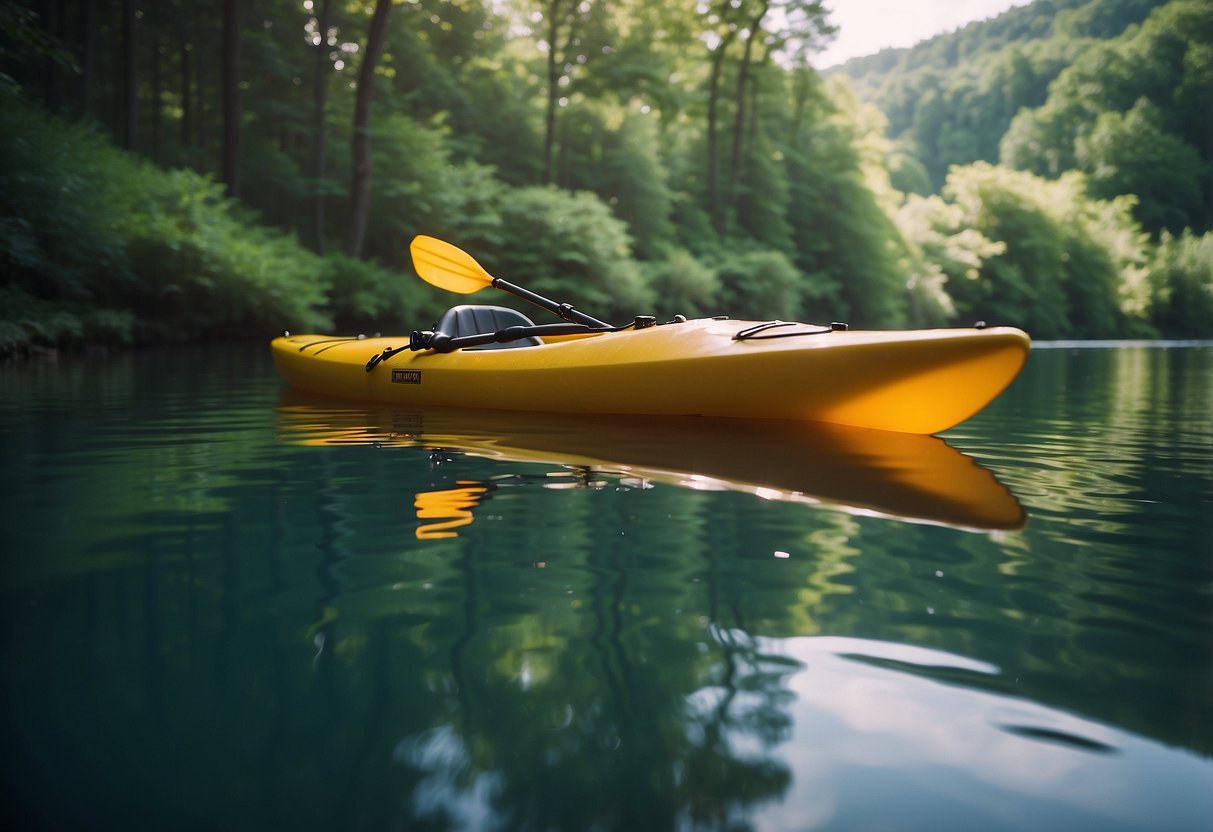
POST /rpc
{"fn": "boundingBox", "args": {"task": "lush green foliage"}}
[1147,231,1213,337]
[0,84,334,351]
[837,1,1169,189]
[784,82,913,326]
[837,0,1209,336]
[641,251,722,320]
[1,0,1209,355]
[1000,0,1212,235]
[922,164,1149,338]
[474,186,655,322]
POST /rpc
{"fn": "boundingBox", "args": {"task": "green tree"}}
[364,112,503,266]
[309,0,334,252]
[887,148,932,197]
[475,186,654,323]
[716,249,803,320]
[0,86,334,351]
[735,132,794,256]
[699,0,833,235]
[525,0,619,184]
[936,163,1150,338]
[1147,230,1213,337]
[597,113,676,260]
[784,82,909,326]
[1076,98,1206,234]
[1001,0,1213,233]
[894,194,1004,327]
[346,0,393,258]
[642,250,721,319]
[220,0,240,197]
[837,1,1169,193]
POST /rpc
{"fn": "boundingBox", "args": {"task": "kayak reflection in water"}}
[278,393,1026,533]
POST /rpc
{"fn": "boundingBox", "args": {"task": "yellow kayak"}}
[271,318,1028,434]
[274,392,1026,531]
[271,235,1030,434]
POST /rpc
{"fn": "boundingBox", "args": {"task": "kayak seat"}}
[435,305,543,350]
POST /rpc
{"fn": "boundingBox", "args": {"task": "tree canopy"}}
[0,0,1209,355]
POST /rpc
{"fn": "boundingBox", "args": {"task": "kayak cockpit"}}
[434,305,542,349]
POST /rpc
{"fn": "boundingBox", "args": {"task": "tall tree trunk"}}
[121,0,137,151]
[346,0,392,259]
[80,0,97,120]
[42,0,62,114]
[746,63,763,154]
[727,3,768,207]
[543,0,563,184]
[150,2,162,164]
[179,34,193,155]
[705,32,736,237]
[311,0,333,254]
[195,26,206,159]
[221,0,240,197]
[789,69,811,146]
[556,113,571,189]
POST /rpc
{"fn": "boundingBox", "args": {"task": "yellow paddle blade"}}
[410,235,494,295]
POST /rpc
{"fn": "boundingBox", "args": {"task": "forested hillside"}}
[835,0,1165,188]
[835,0,1210,237]
[1,0,1209,355]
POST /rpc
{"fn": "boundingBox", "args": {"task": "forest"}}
[1,0,1210,356]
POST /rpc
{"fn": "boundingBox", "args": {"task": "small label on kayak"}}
[391,370,422,385]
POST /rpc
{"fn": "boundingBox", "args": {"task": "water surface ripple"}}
[0,343,1209,831]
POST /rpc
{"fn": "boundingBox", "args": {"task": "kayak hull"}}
[270,318,1030,434]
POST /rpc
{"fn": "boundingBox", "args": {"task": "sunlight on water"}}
[0,343,1209,830]
[756,637,1211,831]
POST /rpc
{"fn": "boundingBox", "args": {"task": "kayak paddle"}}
[410,235,610,328]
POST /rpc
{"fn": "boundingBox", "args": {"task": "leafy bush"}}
[715,249,804,321]
[642,250,721,319]
[117,169,333,338]
[0,88,334,353]
[1148,230,1213,337]
[325,252,448,333]
[475,186,654,324]
[0,286,136,355]
[366,112,504,266]
[935,163,1150,337]
[0,84,128,301]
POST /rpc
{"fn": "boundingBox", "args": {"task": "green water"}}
[1,344,1210,831]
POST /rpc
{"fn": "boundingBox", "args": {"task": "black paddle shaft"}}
[410,322,600,353]
[492,278,609,328]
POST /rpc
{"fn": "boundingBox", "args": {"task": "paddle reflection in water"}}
[415,483,492,539]
[275,390,1025,533]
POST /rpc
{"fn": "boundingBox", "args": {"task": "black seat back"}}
[434,305,542,349]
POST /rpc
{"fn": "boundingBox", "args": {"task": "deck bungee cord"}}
[733,321,849,340]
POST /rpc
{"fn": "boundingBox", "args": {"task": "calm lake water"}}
[1,341,1210,831]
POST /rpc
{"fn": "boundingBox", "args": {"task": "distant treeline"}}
[836,0,1210,238]
[1,0,1209,356]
